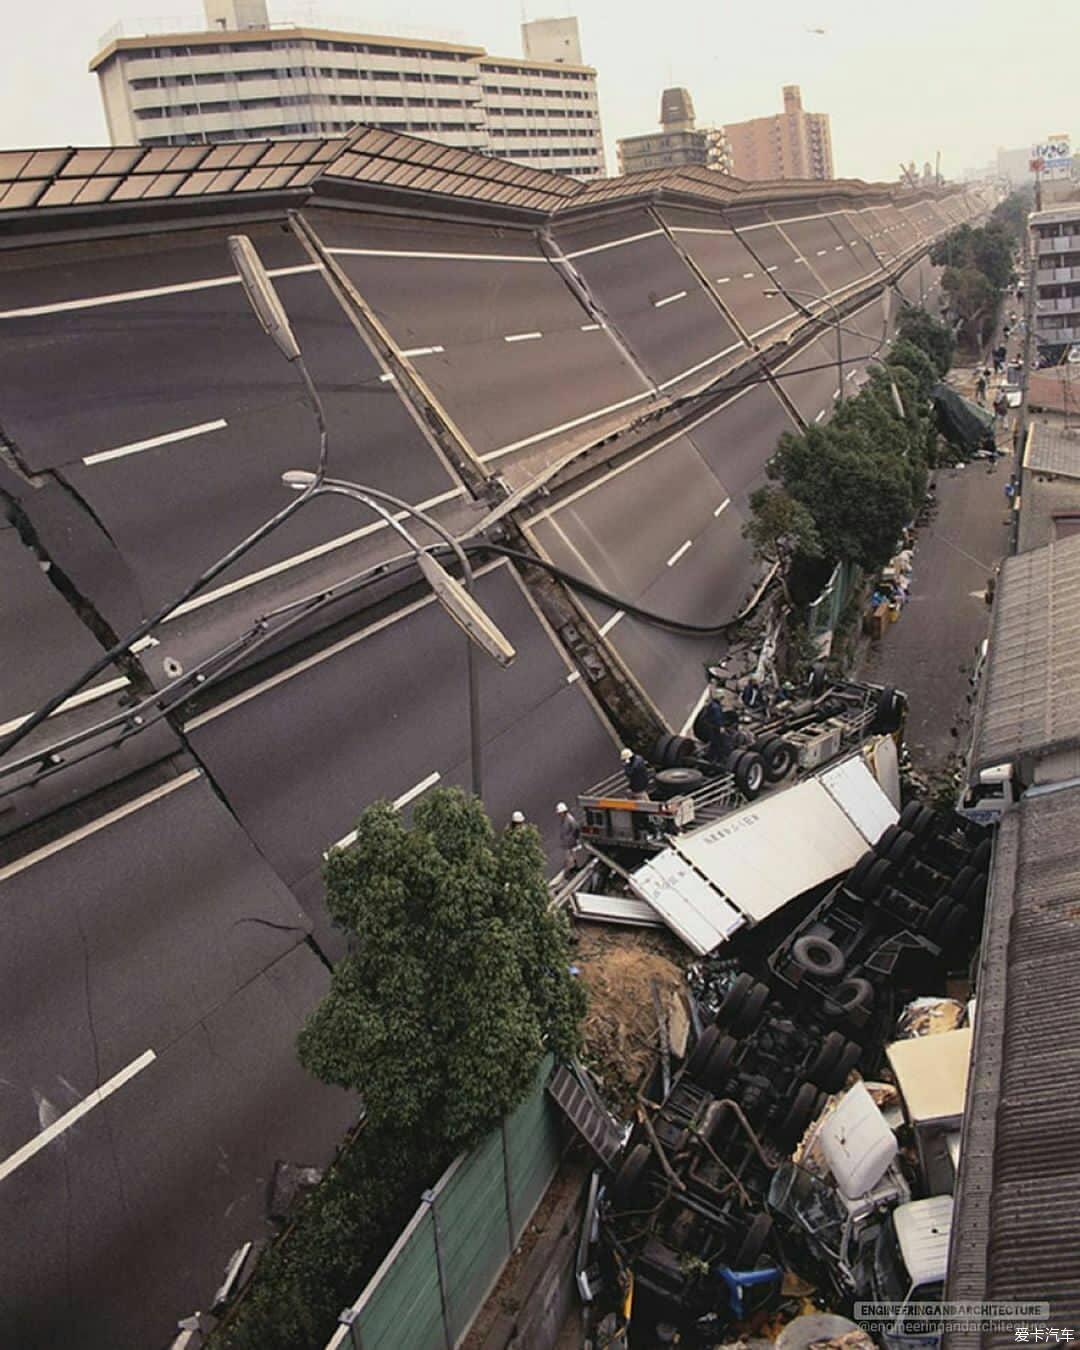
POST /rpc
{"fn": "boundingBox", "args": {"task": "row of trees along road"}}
[211,789,584,1350]
[744,304,956,603]
[931,191,1028,350]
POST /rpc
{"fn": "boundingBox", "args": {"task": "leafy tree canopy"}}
[298,788,585,1154]
[743,484,822,564]
[896,304,955,376]
[886,337,940,404]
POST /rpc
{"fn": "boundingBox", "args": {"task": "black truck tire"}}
[807,1030,845,1086]
[791,935,846,981]
[969,838,992,871]
[823,1040,863,1093]
[758,736,796,782]
[900,801,937,837]
[685,1025,720,1077]
[733,750,766,799]
[717,972,754,1027]
[949,865,978,900]
[612,1142,652,1211]
[778,1081,819,1148]
[824,976,875,1019]
[653,767,706,799]
[847,850,879,894]
[735,981,771,1035]
[704,1034,739,1090]
[886,829,917,868]
[872,686,905,733]
[807,662,828,697]
[875,824,903,857]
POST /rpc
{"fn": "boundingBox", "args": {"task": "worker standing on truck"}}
[555,802,581,873]
[700,690,741,764]
[620,747,650,800]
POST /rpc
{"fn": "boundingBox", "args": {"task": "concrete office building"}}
[724,85,833,182]
[1031,204,1080,354]
[617,87,732,177]
[91,2,605,178]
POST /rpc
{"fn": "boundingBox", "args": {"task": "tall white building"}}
[90,3,605,178]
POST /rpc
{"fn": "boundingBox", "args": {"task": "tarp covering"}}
[931,382,995,453]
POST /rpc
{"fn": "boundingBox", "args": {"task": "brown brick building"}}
[724,85,833,182]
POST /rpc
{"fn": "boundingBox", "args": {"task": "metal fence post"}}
[500,1117,517,1248]
[422,1190,454,1350]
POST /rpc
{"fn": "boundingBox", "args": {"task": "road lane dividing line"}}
[834,388,842,399]
[327,246,544,264]
[330,771,442,851]
[0,770,201,882]
[504,331,542,343]
[165,485,466,621]
[715,276,731,284]
[82,418,228,466]
[847,370,859,381]
[378,372,396,382]
[816,250,828,256]
[482,389,653,464]
[566,670,581,685]
[672,226,734,237]
[835,245,844,251]
[766,265,779,273]
[580,323,601,331]
[815,410,827,422]
[598,610,625,637]
[398,345,445,358]
[657,341,743,392]
[0,265,320,320]
[562,228,663,260]
[653,290,687,308]
[714,498,731,517]
[666,539,693,567]
[0,1050,157,1184]
[0,637,162,737]
[742,272,755,279]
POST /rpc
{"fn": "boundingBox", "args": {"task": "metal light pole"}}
[763,285,844,406]
[281,471,514,803]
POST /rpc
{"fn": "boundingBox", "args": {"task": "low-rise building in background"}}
[1031,203,1080,357]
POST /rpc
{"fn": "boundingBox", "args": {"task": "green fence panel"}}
[503,1054,559,1245]
[434,1132,513,1344]
[350,1206,445,1350]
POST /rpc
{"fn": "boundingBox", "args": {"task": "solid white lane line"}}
[580,322,601,331]
[562,228,663,260]
[0,676,131,739]
[504,331,542,343]
[0,770,201,882]
[566,670,581,685]
[165,485,466,621]
[653,290,687,308]
[481,388,653,464]
[815,410,826,422]
[0,1050,157,1184]
[184,560,505,730]
[714,498,731,517]
[715,276,731,284]
[330,771,441,850]
[527,385,757,525]
[673,226,733,237]
[82,418,228,467]
[398,345,445,358]
[666,539,693,567]
[327,246,543,264]
[0,265,320,320]
[598,610,625,637]
[657,341,743,391]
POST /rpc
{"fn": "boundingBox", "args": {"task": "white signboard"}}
[1032,137,1072,179]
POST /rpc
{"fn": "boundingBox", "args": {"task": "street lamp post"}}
[763,285,845,406]
[281,471,514,804]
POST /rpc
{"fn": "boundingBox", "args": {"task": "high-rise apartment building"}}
[617,87,732,177]
[90,2,605,178]
[1031,204,1080,356]
[724,85,833,182]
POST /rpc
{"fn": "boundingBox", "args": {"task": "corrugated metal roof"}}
[1024,420,1080,480]
[949,787,1080,1339]
[971,533,1080,770]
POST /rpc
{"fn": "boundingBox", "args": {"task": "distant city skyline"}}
[2,0,1077,182]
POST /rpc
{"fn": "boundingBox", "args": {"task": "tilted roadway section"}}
[0,130,984,1347]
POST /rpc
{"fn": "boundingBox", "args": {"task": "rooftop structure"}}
[617,87,732,178]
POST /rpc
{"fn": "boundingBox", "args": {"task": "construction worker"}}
[620,747,650,800]
[555,802,581,873]
[700,689,741,764]
[509,810,526,829]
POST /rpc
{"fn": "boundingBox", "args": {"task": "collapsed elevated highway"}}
[0,126,987,1348]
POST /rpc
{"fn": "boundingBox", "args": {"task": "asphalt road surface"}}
[858,461,1010,772]
[0,767,359,1350]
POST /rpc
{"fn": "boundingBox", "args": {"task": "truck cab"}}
[957,761,1016,825]
[870,1194,953,1350]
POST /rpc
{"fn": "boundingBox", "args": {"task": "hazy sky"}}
[3,0,1078,182]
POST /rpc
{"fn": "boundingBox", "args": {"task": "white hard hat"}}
[556,801,568,814]
[511,810,525,824]
[620,747,633,762]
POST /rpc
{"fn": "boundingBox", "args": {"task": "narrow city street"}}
[858,457,1011,774]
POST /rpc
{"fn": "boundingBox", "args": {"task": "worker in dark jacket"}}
[620,747,651,799]
[700,691,741,764]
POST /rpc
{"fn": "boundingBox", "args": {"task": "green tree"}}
[941,264,998,347]
[886,337,939,404]
[896,304,955,376]
[298,788,584,1154]
[744,485,822,564]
